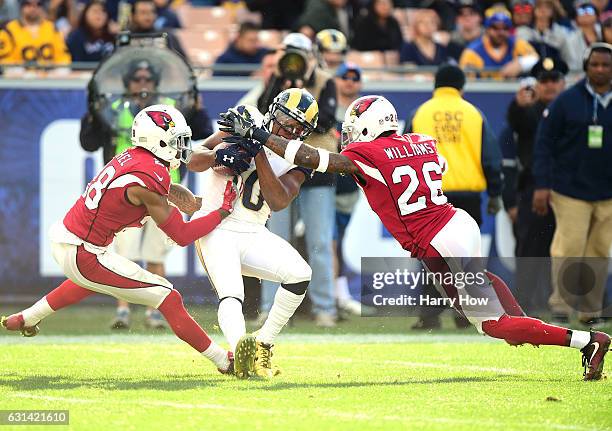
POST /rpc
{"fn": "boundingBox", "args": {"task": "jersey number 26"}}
[392,161,446,216]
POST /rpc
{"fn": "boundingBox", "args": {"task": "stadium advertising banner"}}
[0,83,607,305]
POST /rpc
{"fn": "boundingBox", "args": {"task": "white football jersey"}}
[193,147,299,232]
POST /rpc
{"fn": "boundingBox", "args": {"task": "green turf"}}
[1,306,611,431]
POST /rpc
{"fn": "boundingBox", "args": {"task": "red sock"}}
[158,289,212,353]
[482,314,570,347]
[46,280,96,311]
[486,271,525,317]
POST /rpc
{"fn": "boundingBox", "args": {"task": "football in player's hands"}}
[222,135,263,158]
[212,143,252,176]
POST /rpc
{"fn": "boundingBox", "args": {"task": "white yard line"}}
[8,394,599,431]
[0,333,496,345]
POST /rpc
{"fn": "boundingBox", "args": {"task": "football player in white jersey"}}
[186,89,318,378]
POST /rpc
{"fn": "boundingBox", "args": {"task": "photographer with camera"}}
[257,33,339,327]
[80,55,213,329]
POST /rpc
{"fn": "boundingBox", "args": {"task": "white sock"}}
[335,276,351,304]
[21,297,54,327]
[257,287,305,345]
[569,330,591,349]
[217,298,245,352]
[201,342,229,370]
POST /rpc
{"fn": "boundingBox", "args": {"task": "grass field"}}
[1,306,611,431]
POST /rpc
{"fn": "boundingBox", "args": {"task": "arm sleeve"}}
[533,100,562,188]
[315,78,338,133]
[479,112,503,197]
[158,207,222,247]
[514,39,537,57]
[79,113,112,153]
[459,49,484,70]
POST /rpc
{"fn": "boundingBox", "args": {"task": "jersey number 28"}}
[83,165,116,210]
[392,162,446,216]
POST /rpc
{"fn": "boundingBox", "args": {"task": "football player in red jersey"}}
[1,105,254,375]
[218,95,610,381]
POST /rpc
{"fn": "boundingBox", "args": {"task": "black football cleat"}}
[581,331,611,381]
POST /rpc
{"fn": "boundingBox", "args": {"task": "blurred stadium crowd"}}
[1,0,612,75]
[1,0,610,330]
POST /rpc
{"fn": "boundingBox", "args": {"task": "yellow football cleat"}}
[254,340,281,379]
[234,334,256,379]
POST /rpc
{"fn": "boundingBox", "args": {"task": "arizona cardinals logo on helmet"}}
[351,97,377,118]
[146,111,175,131]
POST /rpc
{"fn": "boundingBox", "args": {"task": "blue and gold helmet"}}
[267,88,319,140]
[315,29,348,54]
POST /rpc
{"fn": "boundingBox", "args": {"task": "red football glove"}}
[220,180,239,213]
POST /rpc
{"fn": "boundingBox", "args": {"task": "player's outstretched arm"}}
[126,183,236,246]
[168,183,202,216]
[187,130,228,172]
[264,134,360,175]
[253,150,305,211]
[218,109,359,175]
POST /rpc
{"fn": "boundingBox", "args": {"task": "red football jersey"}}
[63,147,171,247]
[342,133,456,257]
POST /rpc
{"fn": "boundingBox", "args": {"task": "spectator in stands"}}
[333,62,369,317]
[460,6,539,77]
[511,0,535,28]
[560,0,602,71]
[602,10,612,42]
[316,28,347,72]
[447,0,484,61]
[48,0,78,36]
[0,0,71,65]
[213,22,269,77]
[516,0,568,61]
[66,0,115,63]
[0,0,19,21]
[405,64,502,329]
[129,0,186,58]
[245,0,305,30]
[533,43,612,326]
[80,58,214,329]
[504,58,567,315]
[153,0,181,30]
[351,0,403,52]
[257,33,339,328]
[400,8,449,65]
[296,0,351,39]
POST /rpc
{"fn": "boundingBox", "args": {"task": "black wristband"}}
[251,127,271,144]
